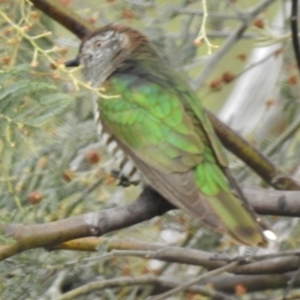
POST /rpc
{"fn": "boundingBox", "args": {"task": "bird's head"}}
[65,24,153,87]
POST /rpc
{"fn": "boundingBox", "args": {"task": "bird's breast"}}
[91,93,141,186]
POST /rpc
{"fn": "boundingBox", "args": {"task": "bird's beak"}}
[64,57,80,67]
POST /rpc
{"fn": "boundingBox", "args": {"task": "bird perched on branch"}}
[65,24,275,247]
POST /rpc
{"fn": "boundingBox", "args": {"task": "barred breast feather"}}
[91,93,141,186]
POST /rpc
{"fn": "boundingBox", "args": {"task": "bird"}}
[65,24,275,247]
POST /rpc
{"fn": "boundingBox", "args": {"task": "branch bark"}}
[55,275,234,300]
[30,0,93,38]
[204,271,300,294]
[208,113,300,190]
[1,187,300,264]
[0,187,173,261]
[106,239,300,275]
[151,272,300,296]
[49,269,300,298]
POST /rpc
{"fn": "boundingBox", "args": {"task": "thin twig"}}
[63,178,104,217]
[106,237,300,275]
[191,0,276,89]
[148,261,239,300]
[172,7,246,20]
[283,264,300,300]
[55,275,234,300]
[264,115,300,157]
[194,0,219,54]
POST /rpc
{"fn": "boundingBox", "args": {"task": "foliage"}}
[2,0,300,299]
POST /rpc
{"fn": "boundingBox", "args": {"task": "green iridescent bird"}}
[66,24,274,247]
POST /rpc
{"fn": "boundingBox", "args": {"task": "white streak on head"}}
[80,30,128,86]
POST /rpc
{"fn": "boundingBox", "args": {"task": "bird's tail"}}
[194,162,273,247]
[121,140,275,247]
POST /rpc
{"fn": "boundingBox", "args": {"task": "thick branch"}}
[0,187,173,261]
[243,188,300,216]
[56,275,233,300]
[152,272,300,296]
[208,113,300,190]
[205,271,300,294]
[30,0,93,39]
[56,272,300,299]
[107,239,300,275]
[1,187,300,262]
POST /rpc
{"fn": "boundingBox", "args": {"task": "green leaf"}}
[0,64,28,85]
[18,93,73,127]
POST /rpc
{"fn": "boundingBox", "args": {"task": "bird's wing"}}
[101,78,205,174]
[100,77,267,245]
[101,77,224,228]
[115,135,224,230]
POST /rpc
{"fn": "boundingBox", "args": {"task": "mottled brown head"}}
[65,24,155,87]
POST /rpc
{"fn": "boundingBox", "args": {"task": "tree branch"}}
[55,275,234,300]
[29,0,93,39]
[208,113,300,190]
[0,187,173,261]
[204,271,300,294]
[106,239,300,275]
[53,271,300,299]
[2,187,300,263]
[149,261,239,300]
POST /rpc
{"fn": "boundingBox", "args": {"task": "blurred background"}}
[1,0,300,299]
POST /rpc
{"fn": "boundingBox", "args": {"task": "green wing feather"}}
[100,73,267,247]
[101,79,203,172]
